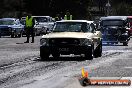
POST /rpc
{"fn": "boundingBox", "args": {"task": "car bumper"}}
[102,35,129,43]
[40,45,92,54]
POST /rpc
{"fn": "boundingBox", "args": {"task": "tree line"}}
[0,0,132,19]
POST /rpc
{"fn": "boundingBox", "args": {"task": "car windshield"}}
[34,17,48,22]
[0,20,15,25]
[102,20,124,26]
[53,22,89,32]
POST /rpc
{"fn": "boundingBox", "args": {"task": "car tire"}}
[11,34,14,38]
[94,42,102,58]
[123,42,128,46]
[15,35,18,38]
[18,32,22,38]
[85,46,93,60]
[40,50,50,61]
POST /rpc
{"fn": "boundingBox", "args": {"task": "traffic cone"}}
[81,67,88,78]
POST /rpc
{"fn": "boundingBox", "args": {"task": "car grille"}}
[49,38,80,46]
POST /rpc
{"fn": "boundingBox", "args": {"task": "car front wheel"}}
[40,50,50,61]
[11,33,14,38]
[85,46,93,60]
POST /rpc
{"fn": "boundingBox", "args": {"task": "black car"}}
[100,16,130,46]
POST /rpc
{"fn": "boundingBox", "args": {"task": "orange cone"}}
[81,67,88,78]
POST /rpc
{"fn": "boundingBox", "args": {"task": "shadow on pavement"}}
[16,43,25,44]
[35,56,86,61]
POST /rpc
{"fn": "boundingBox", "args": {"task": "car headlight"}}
[80,38,92,46]
[40,38,49,46]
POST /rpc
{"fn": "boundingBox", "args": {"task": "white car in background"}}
[33,16,55,34]
[21,16,55,36]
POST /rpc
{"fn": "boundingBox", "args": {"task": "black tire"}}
[18,32,22,38]
[15,35,18,38]
[94,43,102,58]
[40,51,50,61]
[11,34,14,38]
[85,46,93,60]
[115,42,118,44]
[123,42,128,46]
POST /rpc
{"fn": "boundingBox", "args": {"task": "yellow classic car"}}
[40,20,102,60]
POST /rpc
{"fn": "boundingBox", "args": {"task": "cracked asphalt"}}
[0,36,132,88]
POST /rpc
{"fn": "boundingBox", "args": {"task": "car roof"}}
[100,16,127,21]
[56,20,94,24]
[0,18,18,20]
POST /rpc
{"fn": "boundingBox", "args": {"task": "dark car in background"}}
[100,16,130,46]
[0,18,24,38]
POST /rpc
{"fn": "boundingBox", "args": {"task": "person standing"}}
[55,14,60,21]
[64,11,72,20]
[24,13,35,43]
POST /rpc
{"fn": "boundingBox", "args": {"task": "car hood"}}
[42,32,93,39]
